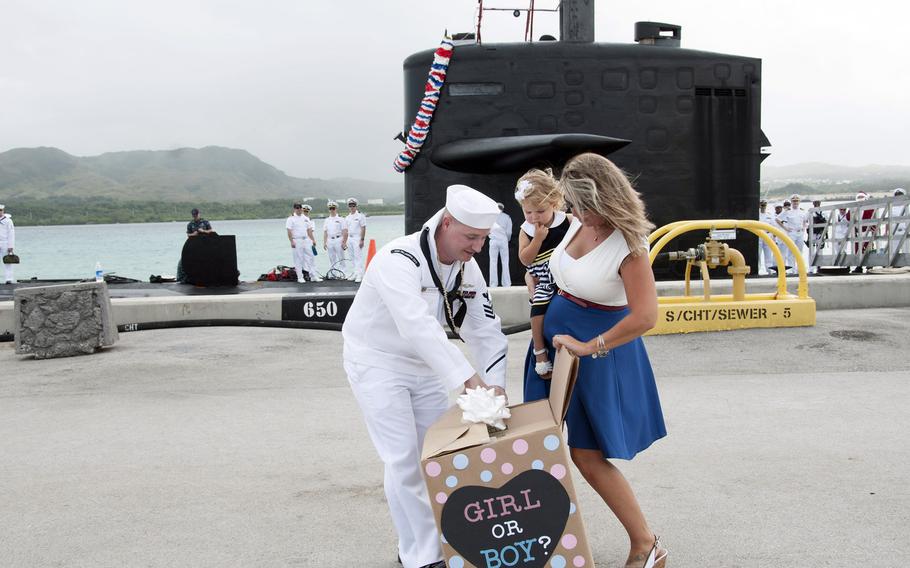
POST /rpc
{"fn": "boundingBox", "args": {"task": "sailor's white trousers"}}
[1,239,13,283]
[343,360,448,568]
[326,236,344,268]
[488,238,510,287]
[349,240,364,278]
[786,231,804,273]
[291,239,309,281]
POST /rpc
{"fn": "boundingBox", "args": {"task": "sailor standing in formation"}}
[343,198,367,281]
[777,194,807,274]
[487,202,513,286]
[286,203,315,283]
[300,204,320,281]
[0,204,15,284]
[322,200,347,271]
[342,185,508,568]
[758,199,776,275]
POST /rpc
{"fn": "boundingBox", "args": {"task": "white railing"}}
[806,195,910,269]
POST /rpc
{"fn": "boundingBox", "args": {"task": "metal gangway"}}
[807,194,910,270]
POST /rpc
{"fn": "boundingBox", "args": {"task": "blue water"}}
[12,215,406,282]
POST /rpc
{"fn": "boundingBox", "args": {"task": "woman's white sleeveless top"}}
[551,219,636,306]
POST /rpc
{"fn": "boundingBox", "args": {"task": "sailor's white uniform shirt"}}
[286,215,310,239]
[342,212,507,391]
[490,212,512,243]
[346,212,367,239]
[780,209,806,234]
[324,216,346,239]
[0,214,13,248]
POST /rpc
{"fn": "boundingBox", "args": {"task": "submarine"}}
[399,0,770,281]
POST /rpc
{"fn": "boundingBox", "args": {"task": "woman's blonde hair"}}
[514,168,562,210]
[558,153,654,255]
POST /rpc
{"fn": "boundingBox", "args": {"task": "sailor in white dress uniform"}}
[344,198,367,281]
[758,200,776,274]
[778,197,806,274]
[323,201,347,269]
[488,203,513,287]
[0,204,15,284]
[300,204,319,281]
[286,203,315,282]
[342,185,508,568]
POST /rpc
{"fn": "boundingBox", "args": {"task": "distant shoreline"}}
[6,196,404,227]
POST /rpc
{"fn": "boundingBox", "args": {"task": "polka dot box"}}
[421,350,593,568]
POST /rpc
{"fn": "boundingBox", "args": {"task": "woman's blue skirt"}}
[524,294,666,460]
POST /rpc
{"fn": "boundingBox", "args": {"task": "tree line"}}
[6,196,405,226]
[763,179,910,201]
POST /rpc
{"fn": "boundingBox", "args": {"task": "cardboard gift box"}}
[421,348,594,568]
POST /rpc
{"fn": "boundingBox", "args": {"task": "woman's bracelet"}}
[591,334,609,359]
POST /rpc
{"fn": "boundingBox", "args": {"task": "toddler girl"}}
[515,169,572,378]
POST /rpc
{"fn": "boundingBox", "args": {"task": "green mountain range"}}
[0,146,402,203]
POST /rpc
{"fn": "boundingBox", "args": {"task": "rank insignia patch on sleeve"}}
[391,249,420,267]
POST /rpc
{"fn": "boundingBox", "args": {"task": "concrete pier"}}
[2,273,909,337]
[2,307,907,567]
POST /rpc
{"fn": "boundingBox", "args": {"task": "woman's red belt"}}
[557,289,627,311]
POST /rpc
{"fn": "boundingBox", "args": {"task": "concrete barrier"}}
[13,281,118,358]
[2,273,909,341]
[113,294,284,328]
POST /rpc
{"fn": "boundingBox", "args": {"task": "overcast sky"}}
[1,1,907,182]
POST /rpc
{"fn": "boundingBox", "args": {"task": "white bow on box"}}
[456,387,510,431]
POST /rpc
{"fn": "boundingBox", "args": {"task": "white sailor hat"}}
[327,200,338,208]
[301,203,312,211]
[855,191,868,200]
[790,194,801,200]
[446,184,500,230]
[894,188,906,196]
[0,204,4,209]
[347,197,358,206]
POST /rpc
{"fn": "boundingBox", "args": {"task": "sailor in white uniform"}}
[300,204,320,281]
[285,203,315,283]
[0,204,15,284]
[778,196,806,274]
[343,198,367,281]
[342,185,508,568]
[488,202,513,286]
[322,201,347,271]
[758,199,776,275]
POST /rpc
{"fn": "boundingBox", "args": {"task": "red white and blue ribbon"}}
[393,38,454,173]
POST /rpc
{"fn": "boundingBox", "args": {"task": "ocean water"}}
[12,215,406,282]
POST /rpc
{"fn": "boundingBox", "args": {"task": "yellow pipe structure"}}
[725,246,748,301]
[646,219,815,335]
[649,220,809,299]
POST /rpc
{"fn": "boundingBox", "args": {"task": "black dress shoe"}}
[419,562,445,568]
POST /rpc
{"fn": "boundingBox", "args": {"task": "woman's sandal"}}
[626,535,668,568]
[533,348,552,379]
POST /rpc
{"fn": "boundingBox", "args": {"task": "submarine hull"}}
[402,41,766,280]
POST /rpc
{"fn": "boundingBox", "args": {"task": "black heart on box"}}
[441,469,570,568]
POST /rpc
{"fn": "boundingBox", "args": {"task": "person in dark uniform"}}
[177,208,215,282]
[186,208,214,237]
